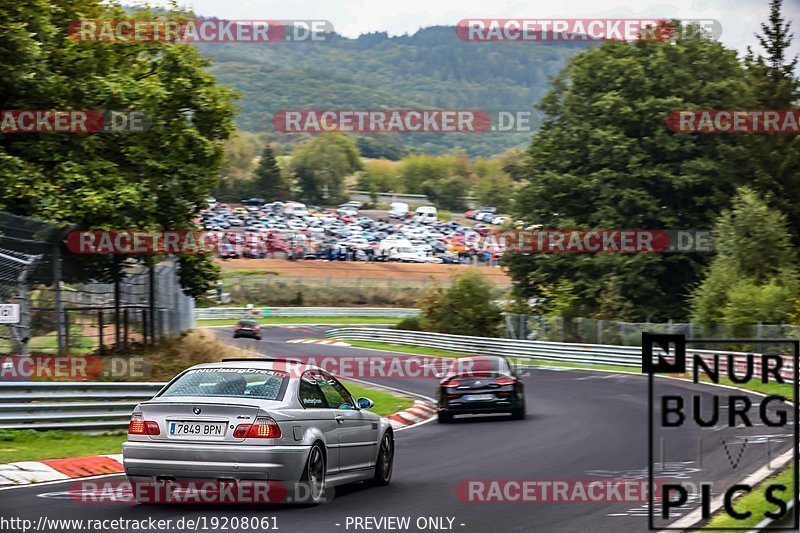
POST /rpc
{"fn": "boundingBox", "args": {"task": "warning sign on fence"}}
[0,304,19,324]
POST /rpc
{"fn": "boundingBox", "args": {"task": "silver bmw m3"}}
[122,358,394,504]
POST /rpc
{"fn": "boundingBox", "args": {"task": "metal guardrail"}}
[326,327,644,366]
[324,328,785,375]
[196,307,420,320]
[0,331,780,431]
[0,382,165,430]
[347,190,477,208]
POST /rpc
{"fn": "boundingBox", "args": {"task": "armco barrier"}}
[324,328,794,377]
[1,333,789,431]
[196,307,420,320]
[0,382,165,430]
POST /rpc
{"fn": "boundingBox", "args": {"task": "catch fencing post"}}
[98,310,104,354]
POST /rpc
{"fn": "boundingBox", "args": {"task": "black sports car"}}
[232,319,262,340]
[436,355,527,423]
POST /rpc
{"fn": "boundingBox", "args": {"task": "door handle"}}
[335,415,344,423]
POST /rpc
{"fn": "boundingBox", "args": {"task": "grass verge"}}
[0,430,128,463]
[704,464,794,529]
[0,384,412,463]
[196,317,404,327]
[342,381,415,416]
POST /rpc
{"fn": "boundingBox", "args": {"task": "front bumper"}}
[122,441,309,481]
[233,331,261,339]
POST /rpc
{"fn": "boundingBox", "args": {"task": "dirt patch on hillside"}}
[217,259,511,284]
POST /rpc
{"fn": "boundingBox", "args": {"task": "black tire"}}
[233,334,239,339]
[300,443,326,505]
[369,431,394,486]
[510,401,526,420]
[437,410,453,424]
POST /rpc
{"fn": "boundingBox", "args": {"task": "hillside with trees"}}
[198,27,592,157]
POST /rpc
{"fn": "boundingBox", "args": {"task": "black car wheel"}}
[510,401,526,420]
[369,431,394,486]
[301,443,326,505]
[437,410,453,423]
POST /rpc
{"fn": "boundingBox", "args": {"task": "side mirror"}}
[357,397,375,409]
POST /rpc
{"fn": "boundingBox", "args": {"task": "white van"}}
[413,206,438,224]
[284,202,308,217]
[389,202,409,219]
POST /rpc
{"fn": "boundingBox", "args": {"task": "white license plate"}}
[464,394,494,401]
[169,421,226,437]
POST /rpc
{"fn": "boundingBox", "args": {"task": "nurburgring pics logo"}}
[0,110,149,133]
[643,333,799,530]
[667,110,800,133]
[68,20,333,43]
[456,19,721,42]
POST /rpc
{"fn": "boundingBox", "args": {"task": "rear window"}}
[448,357,511,377]
[160,368,288,400]
[237,320,258,327]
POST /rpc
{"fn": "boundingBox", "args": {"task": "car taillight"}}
[441,380,461,388]
[128,414,160,435]
[235,325,242,329]
[495,377,516,386]
[234,417,281,439]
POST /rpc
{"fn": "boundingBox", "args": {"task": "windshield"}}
[160,368,289,400]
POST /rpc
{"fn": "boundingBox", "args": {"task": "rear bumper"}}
[440,398,522,414]
[122,440,309,481]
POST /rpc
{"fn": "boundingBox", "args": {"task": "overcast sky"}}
[149,0,800,57]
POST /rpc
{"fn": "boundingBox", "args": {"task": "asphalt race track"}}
[0,326,793,533]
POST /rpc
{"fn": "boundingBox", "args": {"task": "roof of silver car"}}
[190,358,320,374]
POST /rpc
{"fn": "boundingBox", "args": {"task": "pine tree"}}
[740,0,800,242]
[252,145,290,200]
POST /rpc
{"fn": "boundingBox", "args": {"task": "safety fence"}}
[196,307,420,320]
[0,212,195,356]
[325,328,791,377]
[505,313,800,346]
[0,382,164,430]
[2,332,790,431]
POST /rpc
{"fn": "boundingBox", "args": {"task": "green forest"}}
[198,27,593,157]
